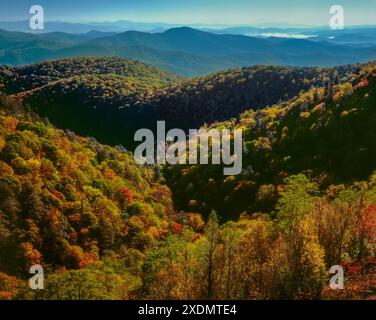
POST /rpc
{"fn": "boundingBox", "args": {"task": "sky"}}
[0,0,375,26]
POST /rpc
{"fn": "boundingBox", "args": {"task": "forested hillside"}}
[0,57,181,147]
[152,64,355,129]
[0,93,374,300]
[0,57,179,94]
[0,58,375,300]
[0,59,360,148]
[165,62,376,218]
[0,94,176,299]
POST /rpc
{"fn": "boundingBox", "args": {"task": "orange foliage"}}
[21,242,42,266]
[358,78,370,88]
[49,209,62,227]
[68,213,81,224]
[103,167,116,180]
[2,116,18,132]
[0,272,19,300]
[147,226,161,240]
[0,135,4,152]
[65,245,99,269]
[0,160,13,176]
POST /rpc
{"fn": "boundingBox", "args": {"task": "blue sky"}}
[0,0,375,26]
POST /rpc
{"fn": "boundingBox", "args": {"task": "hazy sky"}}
[1,0,375,26]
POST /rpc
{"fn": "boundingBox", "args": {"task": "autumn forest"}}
[0,54,374,301]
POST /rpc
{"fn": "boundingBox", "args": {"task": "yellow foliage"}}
[312,103,325,114]
[147,226,160,240]
[0,160,14,176]
[300,111,311,119]
[223,175,236,185]
[26,158,41,171]
[0,135,4,152]
[187,213,205,232]
[189,199,200,208]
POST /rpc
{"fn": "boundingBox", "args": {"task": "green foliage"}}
[42,265,142,300]
[276,174,319,231]
[0,57,179,94]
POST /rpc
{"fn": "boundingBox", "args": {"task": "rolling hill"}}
[1,58,360,149]
[0,57,180,94]
[0,57,180,148]
[1,56,376,222]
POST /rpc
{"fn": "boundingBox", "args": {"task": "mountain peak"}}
[163,26,203,34]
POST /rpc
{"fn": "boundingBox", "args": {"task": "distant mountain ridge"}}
[1,27,376,76]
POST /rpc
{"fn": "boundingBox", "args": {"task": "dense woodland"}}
[0,58,375,300]
[0,58,360,147]
[0,58,181,147]
[166,63,376,218]
[0,57,180,94]
[152,64,355,129]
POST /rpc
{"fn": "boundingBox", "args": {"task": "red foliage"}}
[49,189,65,201]
[117,187,133,204]
[323,257,376,300]
[78,251,98,269]
[171,222,184,235]
[348,265,361,273]
[358,78,370,88]
[40,162,54,178]
[357,205,376,244]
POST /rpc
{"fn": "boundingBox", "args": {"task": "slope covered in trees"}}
[15,74,160,148]
[0,59,359,149]
[152,64,355,129]
[0,57,180,94]
[165,62,376,219]
[0,65,375,299]
[0,57,181,147]
[0,94,178,298]
[0,91,374,299]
